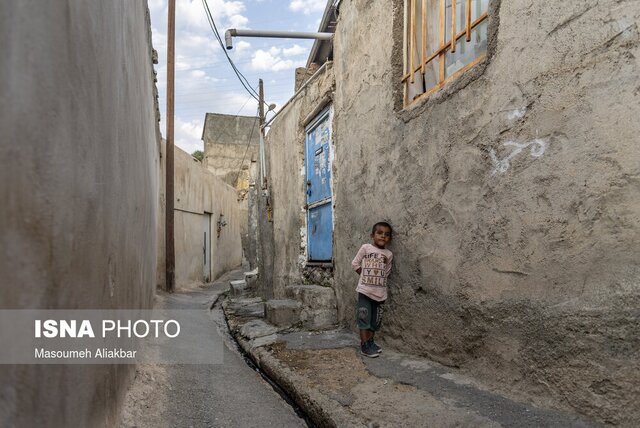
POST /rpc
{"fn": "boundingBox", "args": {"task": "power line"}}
[234,93,257,116]
[233,110,259,190]
[202,0,267,106]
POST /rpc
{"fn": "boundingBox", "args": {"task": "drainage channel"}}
[212,298,317,428]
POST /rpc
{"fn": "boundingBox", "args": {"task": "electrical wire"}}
[234,92,257,116]
[232,111,259,190]
[202,0,271,111]
[202,0,257,99]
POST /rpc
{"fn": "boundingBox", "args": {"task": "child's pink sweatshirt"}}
[351,243,393,302]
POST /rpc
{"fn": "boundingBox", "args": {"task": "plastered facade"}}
[331,0,640,424]
[202,113,260,261]
[173,146,243,287]
[202,113,260,193]
[0,1,159,426]
[257,64,336,299]
[258,0,639,424]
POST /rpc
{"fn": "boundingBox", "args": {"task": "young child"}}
[351,222,393,358]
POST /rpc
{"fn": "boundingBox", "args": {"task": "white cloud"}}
[149,1,315,151]
[228,14,249,28]
[175,34,217,67]
[282,44,307,57]
[289,0,326,15]
[235,40,252,52]
[251,47,305,71]
[177,0,247,30]
[175,117,204,154]
[172,93,260,153]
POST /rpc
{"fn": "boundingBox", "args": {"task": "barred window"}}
[403,0,489,106]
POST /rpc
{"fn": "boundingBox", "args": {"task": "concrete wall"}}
[174,147,243,287]
[203,113,260,190]
[331,0,639,424]
[258,64,336,298]
[246,184,260,270]
[203,113,260,262]
[0,1,159,426]
[157,139,167,291]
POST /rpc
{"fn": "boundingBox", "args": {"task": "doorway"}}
[305,106,333,262]
[203,212,211,282]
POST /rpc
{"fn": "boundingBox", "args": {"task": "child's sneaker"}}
[367,338,382,354]
[360,341,380,358]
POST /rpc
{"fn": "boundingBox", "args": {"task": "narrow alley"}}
[1,0,639,427]
[119,269,306,428]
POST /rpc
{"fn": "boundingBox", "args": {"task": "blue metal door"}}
[305,107,333,261]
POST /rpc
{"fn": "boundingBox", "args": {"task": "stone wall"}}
[0,1,159,425]
[332,0,640,424]
[294,63,321,91]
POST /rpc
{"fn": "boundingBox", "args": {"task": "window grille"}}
[403,0,489,106]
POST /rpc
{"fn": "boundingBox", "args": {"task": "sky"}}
[148,0,329,154]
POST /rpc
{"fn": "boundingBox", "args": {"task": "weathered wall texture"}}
[246,184,260,271]
[258,64,336,298]
[0,1,159,426]
[332,0,639,424]
[203,113,259,261]
[157,139,167,290]
[174,147,243,288]
[203,113,260,191]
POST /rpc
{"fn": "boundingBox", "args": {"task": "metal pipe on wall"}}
[225,29,333,50]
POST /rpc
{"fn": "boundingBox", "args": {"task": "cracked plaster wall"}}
[333,0,640,424]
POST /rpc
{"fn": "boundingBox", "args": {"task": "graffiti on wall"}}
[489,139,547,175]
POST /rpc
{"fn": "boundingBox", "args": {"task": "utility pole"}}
[165,0,176,292]
[258,79,272,222]
[258,79,266,189]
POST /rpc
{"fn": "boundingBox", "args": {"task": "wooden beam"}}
[411,53,486,103]
[439,0,445,83]
[466,0,472,41]
[410,0,416,83]
[404,0,409,77]
[401,12,489,81]
[451,0,457,53]
[422,0,427,72]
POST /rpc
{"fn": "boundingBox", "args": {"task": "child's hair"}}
[371,221,393,237]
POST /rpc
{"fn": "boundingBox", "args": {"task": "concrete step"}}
[301,308,338,330]
[264,299,302,327]
[239,319,279,340]
[223,297,264,318]
[244,268,258,278]
[229,279,247,296]
[285,285,336,309]
[244,269,258,288]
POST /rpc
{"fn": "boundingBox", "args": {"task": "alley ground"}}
[122,266,602,427]
[119,269,306,428]
[224,272,603,428]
